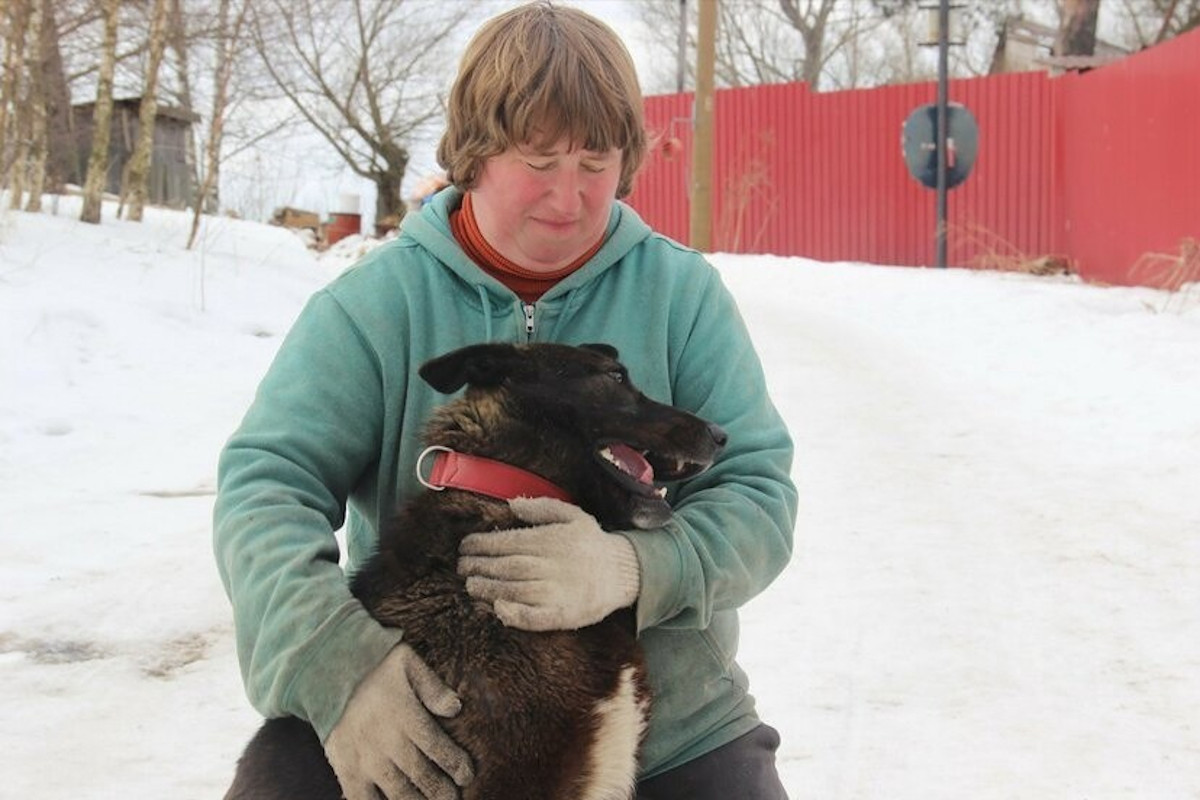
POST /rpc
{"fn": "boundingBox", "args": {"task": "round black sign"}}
[902,103,979,189]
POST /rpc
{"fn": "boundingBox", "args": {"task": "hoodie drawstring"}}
[476,285,494,342]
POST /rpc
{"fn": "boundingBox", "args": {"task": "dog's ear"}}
[419,343,522,393]
[580,343,619,360]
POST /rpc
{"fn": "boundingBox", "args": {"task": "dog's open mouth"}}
[596,441,711,498]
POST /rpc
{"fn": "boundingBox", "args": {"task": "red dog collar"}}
[416,446,575,504]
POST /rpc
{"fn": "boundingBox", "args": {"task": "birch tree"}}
[187,0,247,248]
[125,0,169,221]
[2,0,29,202]
[80,0,120,224]
[22,0,46,211]
[0,0,8,185]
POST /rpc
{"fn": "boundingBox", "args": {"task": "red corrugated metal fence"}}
[627,28,1200,288]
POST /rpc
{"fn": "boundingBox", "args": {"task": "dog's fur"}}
[224,343,726,800]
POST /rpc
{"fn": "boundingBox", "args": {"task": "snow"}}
[1,200,1198,798]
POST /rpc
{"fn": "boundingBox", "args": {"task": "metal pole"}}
[935,0,949,268]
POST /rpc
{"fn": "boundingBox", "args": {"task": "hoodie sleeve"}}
[626,266,797,633]
[212,289,403,741]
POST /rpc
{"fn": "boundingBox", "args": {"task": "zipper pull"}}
[523,303,535,337]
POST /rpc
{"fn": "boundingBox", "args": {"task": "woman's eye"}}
[526,161,554,172]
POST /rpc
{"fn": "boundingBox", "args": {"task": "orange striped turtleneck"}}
[449,192,604,303]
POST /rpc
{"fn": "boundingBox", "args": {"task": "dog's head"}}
[419,342,727,529]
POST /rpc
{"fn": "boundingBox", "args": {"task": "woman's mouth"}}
[532,217,578,232]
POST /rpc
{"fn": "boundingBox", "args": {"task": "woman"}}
[214,3,797,798]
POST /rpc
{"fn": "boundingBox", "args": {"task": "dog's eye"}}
[608,369,626,383]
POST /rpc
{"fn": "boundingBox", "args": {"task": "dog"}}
[223,342,727,800]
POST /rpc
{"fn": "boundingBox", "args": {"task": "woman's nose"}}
[546,169,583,213]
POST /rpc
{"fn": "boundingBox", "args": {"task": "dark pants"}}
[636,725,789,800]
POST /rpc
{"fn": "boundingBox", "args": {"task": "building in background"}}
[68,99,198,208]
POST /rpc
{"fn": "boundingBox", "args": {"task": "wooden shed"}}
[69,98,199,209]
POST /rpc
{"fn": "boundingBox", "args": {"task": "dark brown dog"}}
[223,342,726,800]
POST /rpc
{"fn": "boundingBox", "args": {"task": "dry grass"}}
[946,222,1076,277]
[948,225,1199,312]
[716,129,778,253]
[1129,237,1200,314]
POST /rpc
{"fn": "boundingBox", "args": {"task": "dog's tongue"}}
[606,443,654,484]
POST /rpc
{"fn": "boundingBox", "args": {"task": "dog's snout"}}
[707,422,728,449]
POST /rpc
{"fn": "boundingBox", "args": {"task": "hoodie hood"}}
[396,187,656,309]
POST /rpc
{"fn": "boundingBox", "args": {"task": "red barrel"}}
[326,212,362,245]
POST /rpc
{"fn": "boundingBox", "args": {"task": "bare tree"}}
[1,0,13,187]
[863,3,937,85]
[125,0,170,221]
[80,0,120,224]
[31,0,177,206]
[637,0,899,91]
[1149,0,1200,40]
[1110,0,1200,47]
[0,0,10,188]
[249,0,470,224]
[187,0,248,248]
[2,0,30,203]
[776,0,840,86]
[22,0,46,211]
[1055,0,1102,55]
[35,0,74,195]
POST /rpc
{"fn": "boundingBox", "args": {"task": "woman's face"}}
[469,138,622,273]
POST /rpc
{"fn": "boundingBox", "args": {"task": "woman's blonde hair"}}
[437,1,647,198]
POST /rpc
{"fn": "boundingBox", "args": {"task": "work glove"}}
[458,497,641,631]
[324,643,474,800]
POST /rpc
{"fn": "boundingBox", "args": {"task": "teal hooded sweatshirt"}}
[214,188,797,779]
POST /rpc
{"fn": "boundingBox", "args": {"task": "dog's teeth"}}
[600,447,617,465]
[655,487,667,498]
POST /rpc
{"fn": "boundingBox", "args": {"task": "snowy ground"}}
[1,200,1197,799]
